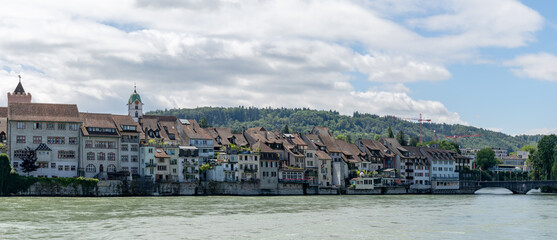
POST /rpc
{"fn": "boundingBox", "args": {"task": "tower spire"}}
[18,75,21,83]
[134,82,137,93]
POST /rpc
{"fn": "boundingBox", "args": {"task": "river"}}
[1,194,556,239]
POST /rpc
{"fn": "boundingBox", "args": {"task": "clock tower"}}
[127,85,143,122]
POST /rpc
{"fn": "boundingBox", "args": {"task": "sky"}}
[1,0,556,136]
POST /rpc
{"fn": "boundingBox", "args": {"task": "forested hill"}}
[148,107,543,152]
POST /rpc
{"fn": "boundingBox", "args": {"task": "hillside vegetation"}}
[148,107,542,152]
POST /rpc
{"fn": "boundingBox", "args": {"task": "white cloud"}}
[524,128,557,136]
[505,53,557,81]
[0,0,545,125]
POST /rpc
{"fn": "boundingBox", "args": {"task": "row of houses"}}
[0,79,471,190]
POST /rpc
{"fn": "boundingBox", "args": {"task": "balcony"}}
[145,163,156,168]
[244,168,258,173]
[431,176,459,181]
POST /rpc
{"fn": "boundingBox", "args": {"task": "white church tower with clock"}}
[128,85,143,122]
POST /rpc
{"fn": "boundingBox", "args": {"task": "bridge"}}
[478,180,557,194]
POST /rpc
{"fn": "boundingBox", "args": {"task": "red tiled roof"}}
[8,103,80,122]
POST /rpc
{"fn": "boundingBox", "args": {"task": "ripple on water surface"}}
[1,195,557,239]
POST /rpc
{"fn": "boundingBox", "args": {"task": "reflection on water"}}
[475,187,514,195]
[0,195,556,239]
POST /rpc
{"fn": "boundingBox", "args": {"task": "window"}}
[131,144,138,152]
[58,123,66,130]
[71,166,76,171]
[33,122,42,129]
[58,165,63,171]
[121,144,128,151]
[107,164,116,173]
[33,136,42,144]
[307,161,313,167]
[14,150,26,159]
[157,165,167,171]
[51,163,56,168]
[167,149,175,155]
[47,137,65,144]
[122,125,137,131]
[148,148,153,153]
[65,166,69,171]
[58,151,75,159]
[13,162,19,168]
[16,136,26,143]
[131,167,138,174]
[107,153,116,161]
[86,164,96,173]
[17,122,26,129]
[87,152,95,160]
[46,123,55,130]
[97,152,105,161]
[122,167,129,172]
[69,137,77,145]
[135,112,138,117]
[131,155,138,162]
[121,155,129,162]
[69,124,79,131]
[85,140,93,148]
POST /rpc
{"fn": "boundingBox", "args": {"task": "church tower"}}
[7,75,32,104]
[128,85,143,122]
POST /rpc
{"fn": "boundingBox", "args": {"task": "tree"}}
[520,145,537,154]
[475,148,497,170]
[439,140,461,154]
[396,131,407,146]
[346,134,352,144]
[409,137,419,147]
[199,117,210,128]
[535,135,557,180]
[0,154,11,195]
[387,127,394,138]
[20,147,38,176]
[281,124,290,134]
[373,134,380,141]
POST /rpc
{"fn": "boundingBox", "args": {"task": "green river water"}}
[1,194,556,239]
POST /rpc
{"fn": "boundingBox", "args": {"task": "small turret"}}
[7,75,32,104]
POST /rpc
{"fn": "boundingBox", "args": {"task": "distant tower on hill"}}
[7,75,32,104]
[128,84,143,122]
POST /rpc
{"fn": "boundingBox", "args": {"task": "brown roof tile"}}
[9,103,80,122]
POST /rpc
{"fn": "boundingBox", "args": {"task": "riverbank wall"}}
[13,180,480,196]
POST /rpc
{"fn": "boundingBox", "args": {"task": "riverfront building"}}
[1,77,473,193]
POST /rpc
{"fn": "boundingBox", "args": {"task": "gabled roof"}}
[140,115,181,143]
[111,114,141,133]
[155,148,170,158]
[312,127,340,152]
[316,150,332,160]
[35,143,52,151]
[359,139,394,158]
[8,103,80,122]
[336,139,365,163]
[380,138,408,157]
[180,119,212,140]
[80,113,119,137]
